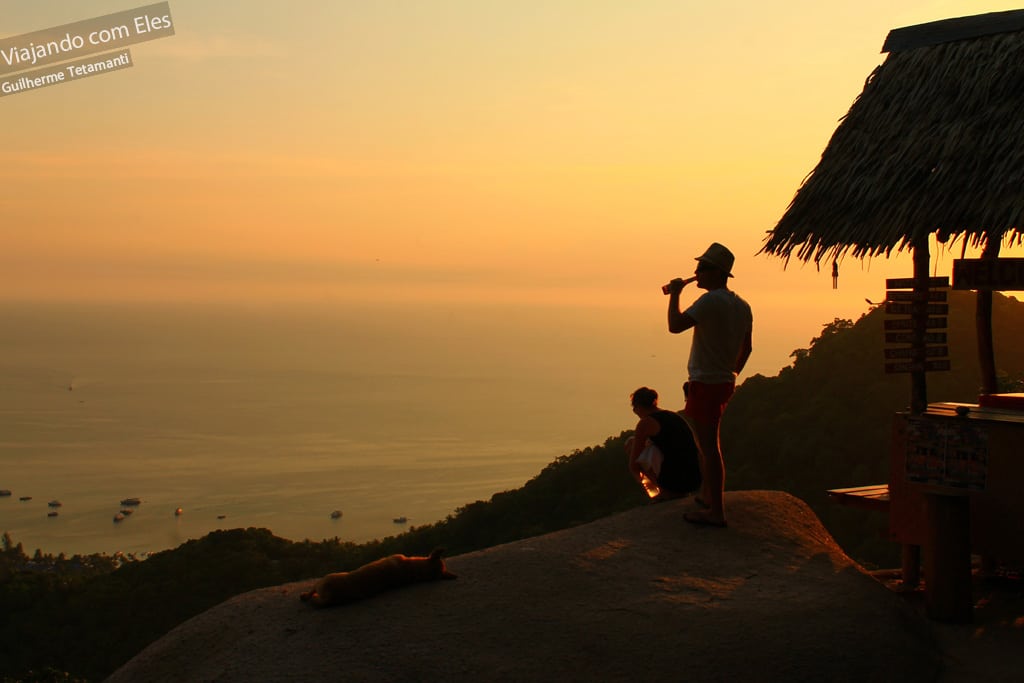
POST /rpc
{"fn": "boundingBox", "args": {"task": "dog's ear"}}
[428,548,457,580]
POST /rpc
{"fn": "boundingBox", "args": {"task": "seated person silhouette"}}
[625,387,702,501]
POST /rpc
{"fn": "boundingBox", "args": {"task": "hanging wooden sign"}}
[886,290,948,302]
[885,332,947,344]
[883,346,949,359]
[883,276,951,373]
[952,258,1024,291]
[885,359,952,374]
[885,301,949,315]
[884,317,946,330]
[886,276,949,289]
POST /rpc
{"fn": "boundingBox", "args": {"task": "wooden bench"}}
[826,484,890,513]
[826,483,919,586]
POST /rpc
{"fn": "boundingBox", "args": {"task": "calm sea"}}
[0,300,684,557]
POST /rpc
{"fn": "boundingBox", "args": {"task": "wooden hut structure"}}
[761,9,1024,622]
[763,9,1024,265]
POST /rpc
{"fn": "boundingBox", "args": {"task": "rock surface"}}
[106,491,943,682]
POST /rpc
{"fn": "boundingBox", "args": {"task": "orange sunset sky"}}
[3,0,1023,379]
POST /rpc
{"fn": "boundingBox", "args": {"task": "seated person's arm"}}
[628,417,662,481]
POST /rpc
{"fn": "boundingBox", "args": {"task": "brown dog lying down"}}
[300,548,456,607]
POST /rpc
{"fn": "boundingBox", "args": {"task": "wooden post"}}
[901,544,921,587]
[975,238,1000,574]
[923,493,973,622]
[900,239,931,586]
[977,238,1001,395]
[910,240,930,414]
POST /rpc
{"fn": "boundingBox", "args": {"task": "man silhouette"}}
[665,243,752,527]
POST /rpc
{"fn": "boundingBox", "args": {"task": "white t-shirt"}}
[684,288,753,384]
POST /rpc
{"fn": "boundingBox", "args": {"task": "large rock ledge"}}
[106,491,941,682]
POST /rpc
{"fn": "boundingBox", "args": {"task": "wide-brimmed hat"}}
[694,242,735,277]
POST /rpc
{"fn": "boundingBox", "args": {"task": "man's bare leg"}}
[682,416,710,508]
[685,420,726,526]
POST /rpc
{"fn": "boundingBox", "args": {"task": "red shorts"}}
[683,381,735,426]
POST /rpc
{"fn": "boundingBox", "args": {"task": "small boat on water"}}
[119,508,133,516]
[48,500,62,508]
[392,516,408,524]
[174,507,183,516]
[330,510,343,519]
[0,490,11,497]
[19,496,32,501]
[120,497,142,506]
[217,514,226,520]
[113,512,125,522]
[47,511,58,517]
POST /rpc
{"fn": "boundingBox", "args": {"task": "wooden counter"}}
[890,401,1024,621]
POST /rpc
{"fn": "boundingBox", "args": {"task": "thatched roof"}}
[762,9,1024,265]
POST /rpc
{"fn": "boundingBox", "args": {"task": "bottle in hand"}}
[640,473,661,498]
